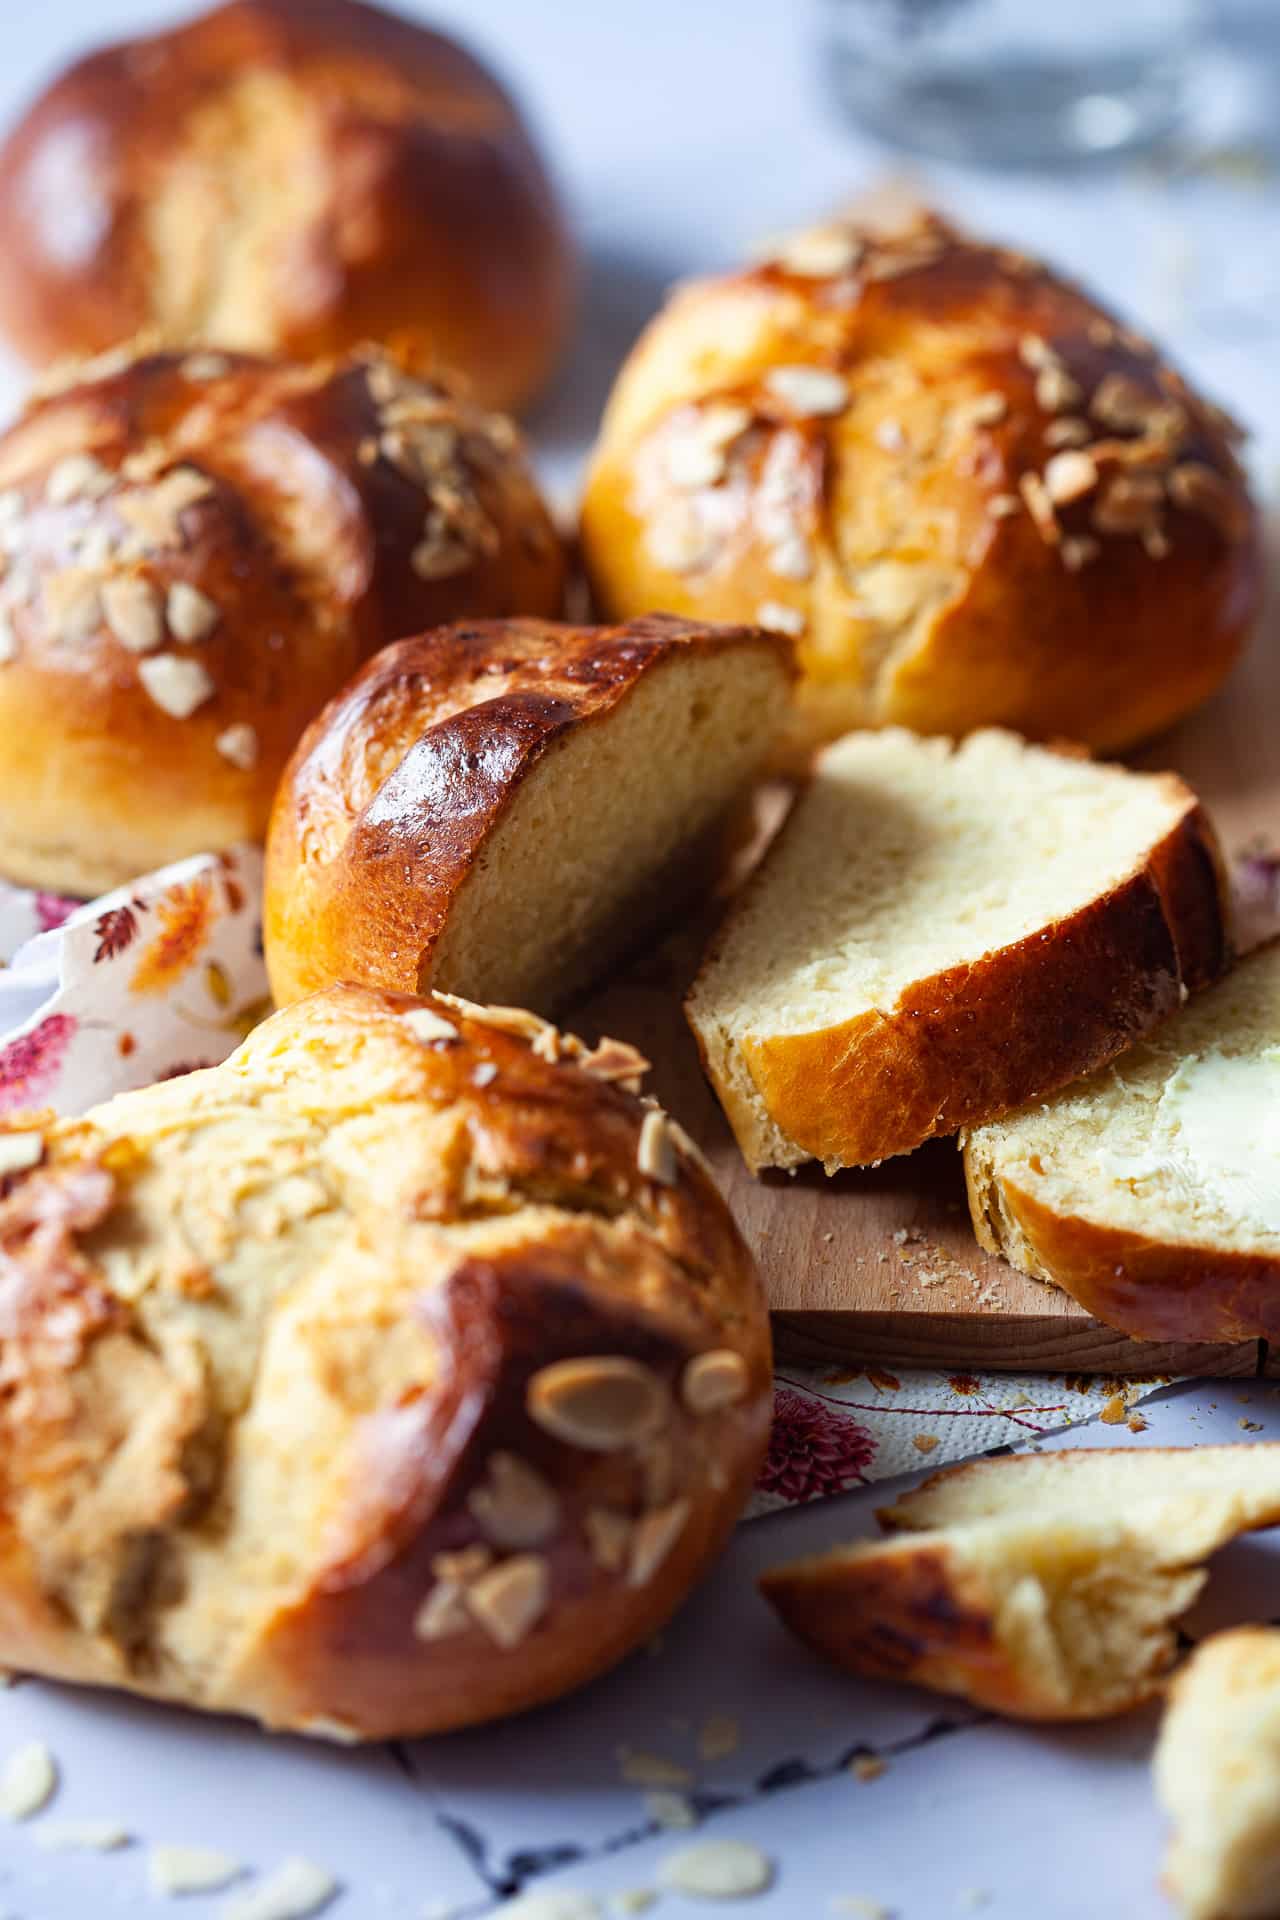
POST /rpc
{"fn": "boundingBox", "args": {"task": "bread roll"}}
[964,938,1280,1345]
[264,614,793,1012]
[762,1446,1280,1721]
[0,0,575,413]
[0,343,565,895]
[0,983,770,1739]
[687,728,1229,1173]
[581,204,1260,766]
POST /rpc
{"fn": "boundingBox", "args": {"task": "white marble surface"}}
[0,3,1278,1916]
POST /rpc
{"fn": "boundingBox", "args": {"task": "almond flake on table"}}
[218,1857,337,1920]
[0,1740,56,1819]
[644,1788,698,1829]
[657,1837,774,1898]
[150,1843,244,1895]
[496,1893,603,1919]
[35,1819,130,1850]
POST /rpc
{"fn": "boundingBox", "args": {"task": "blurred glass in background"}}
[824,0,1206,166]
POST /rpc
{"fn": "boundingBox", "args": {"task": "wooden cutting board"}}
[573,604,1280,1379]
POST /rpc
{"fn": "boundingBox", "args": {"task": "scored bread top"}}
[687,727,1229,1171]
[265,613,794,1012]
[0,983,771,1740]
[964,937,1280,1343]
[582,202,1260,764]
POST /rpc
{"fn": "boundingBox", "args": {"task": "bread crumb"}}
[1099,1393,1128,1424]
[697,1713,740,1762]
[848,1753,886,1782]
[0,1741,56,1819]
[912,1434,939,1455]
[657,1839,773,1899]
[1240,1418,1263,1433]
[149,1843,243,1894]
[1128,1414,1149,1433]
[617,1747,693,1789]
[644,1790,698,1830]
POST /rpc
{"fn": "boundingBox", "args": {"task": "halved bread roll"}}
[1155,1627,1280,1920]
[761,1445,1280,1721]
[686,727,1229,1172]
[265,615,793,1012]
[964,939,1280,1344]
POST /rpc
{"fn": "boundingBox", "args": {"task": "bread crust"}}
[690,771,1230,1171]
[966,1153,1280,1345]
[0,345,564,895]
[581,207,1261,765]
[964,935,1280,1344]
[0,984,771,1739]
[0,0,575,412]
[264,614,793,1010]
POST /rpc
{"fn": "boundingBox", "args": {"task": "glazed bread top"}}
[0,984,770,1739]
[0,0,576,411]
[265,613,793,1012]
[582,203,1260,760]
[0,343,565,895]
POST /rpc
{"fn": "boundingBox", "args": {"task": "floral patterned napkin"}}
[0,845,1270,1513]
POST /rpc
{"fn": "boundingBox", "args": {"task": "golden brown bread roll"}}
[0,343,565,896]
[0,0,576,414]
[263,613,794,1013]
[0,983,770,1739]
[581,204,1261,766]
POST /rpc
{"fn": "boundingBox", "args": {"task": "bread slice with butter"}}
[1155,1626,1280,1920]
[964,938,1280,1344]
[686,727,1229,1172]
[761,1445,1280,1721]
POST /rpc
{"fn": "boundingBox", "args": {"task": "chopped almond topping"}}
[1018,472,1059,544]
[764,366,850,417]
[1043,450,1099,505]
[137,652,215,718]
[216,723,259,770]
[166,580,219,643]
[102,575,163,653]
[466,1554,550,1649]
[638,1109,678,1184]
[628,1498,691,1587]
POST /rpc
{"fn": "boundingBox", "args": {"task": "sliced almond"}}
[658,1839,774,1900]
[0,1741,56,1819]
[401,1006,458,1045]
[35,1820,129,1851]
[0,1132,43,1176]
[116,467,213,550]
[466,1553,550,1649]
[149,1844,242,1895]
[578,1036,651,1089]
[216,723,259,770]
[766,532,813,581]
[1044,416,1091,448]
[584,1507,632,1572]
[1093,472,1164,535]
[1167,460,1241,536]
[681,1349,750,1414]
[138,652,215,718]
[1091,372,1157,432]
[219,1856,336,1920]
[528,1356,669,1452]
[646,504,714,575]
[987,493,1022,520]
[1043,450,1099,505]
[628,1498,691,1588]
[637,1109,677,1185]
[764,366,849,418]
[775,226,863,277]
[956,391,1007,428]
[412,1582,471,1642]
[181,351,232,382]
[166,580,219,643]
[102,575,163,653]
[756,599,806,637]
[45,452,114,506]
[618,1747,694,1789]
[467,1451,560,1550]
[1035,364,1081,413]
[1018,472,1059,545]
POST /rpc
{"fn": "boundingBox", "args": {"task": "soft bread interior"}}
[965,940,1280,1257]
[688,726,1198,1169]
[765,1445,1280,1720]
[426,643,788,1011]
[1156,1628,1280,1920]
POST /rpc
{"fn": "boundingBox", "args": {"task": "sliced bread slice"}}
[1155,1627,1280,1920]
[760,1444,1280,1721]
[964,938,1280,1344]
[686,727,1229,1172]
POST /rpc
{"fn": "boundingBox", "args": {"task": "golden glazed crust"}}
[0,0,576,412]
[0,984,770,1739]
[581,206,1261,765]
[263,613,793,1011]
[0,344,564,895]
